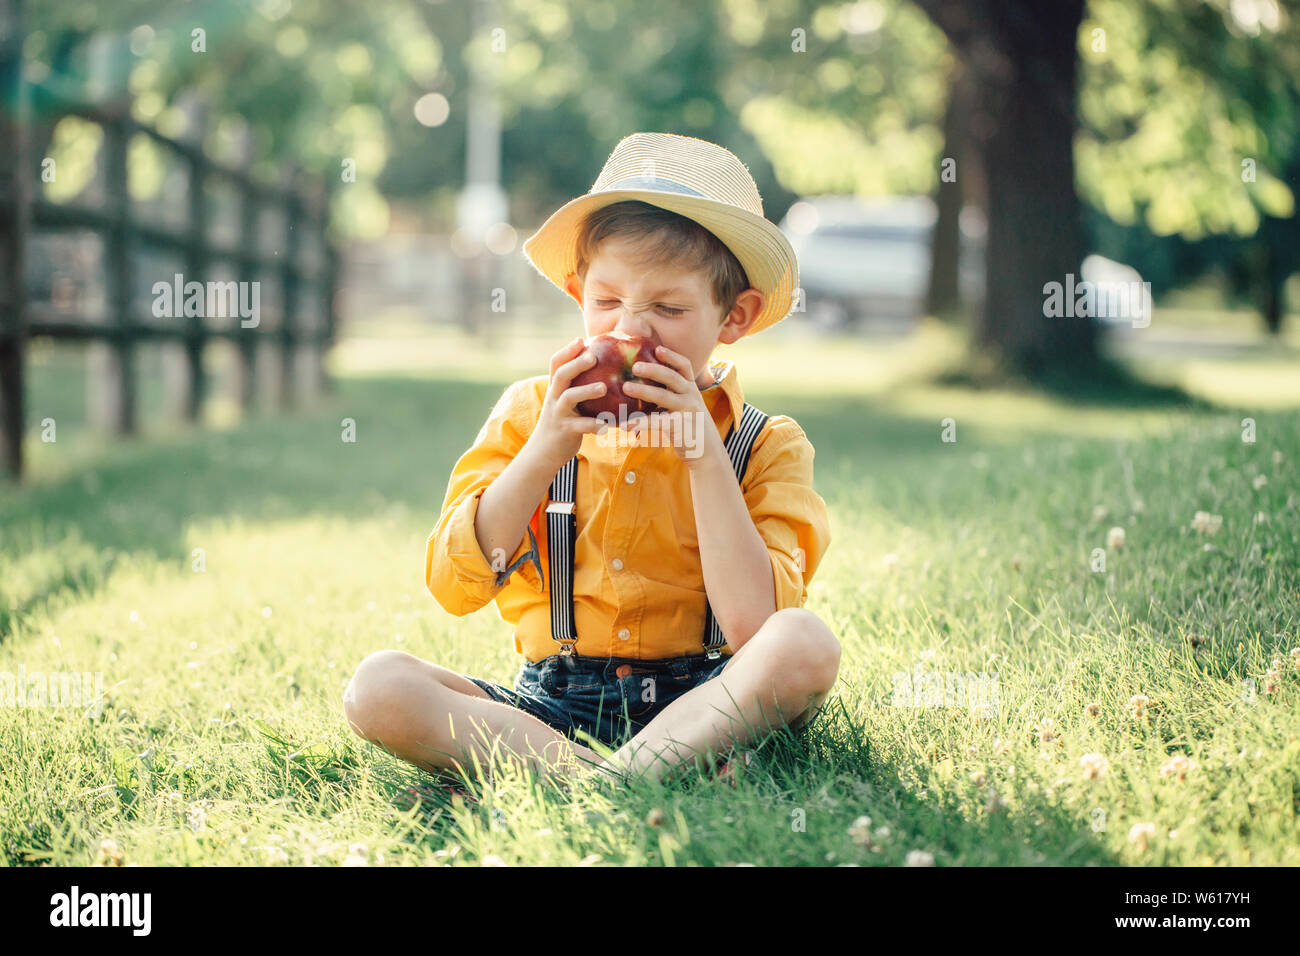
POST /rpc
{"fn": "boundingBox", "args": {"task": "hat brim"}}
[522,189,799,337]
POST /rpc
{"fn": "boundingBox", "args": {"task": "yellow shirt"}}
[425,358,831,662]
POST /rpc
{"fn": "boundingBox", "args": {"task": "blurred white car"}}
[778,195,985,329]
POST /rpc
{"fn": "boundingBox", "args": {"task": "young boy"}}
[343,132,837,785]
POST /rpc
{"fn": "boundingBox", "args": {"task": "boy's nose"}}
[614,309,654,339]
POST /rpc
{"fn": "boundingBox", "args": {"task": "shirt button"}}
[611,558,624,571]
[617,628,630,641]
[625,471,637,484]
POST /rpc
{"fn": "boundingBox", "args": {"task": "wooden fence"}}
[0,4,339,483]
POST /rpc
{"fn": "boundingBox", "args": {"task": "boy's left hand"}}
[623,346,722,468]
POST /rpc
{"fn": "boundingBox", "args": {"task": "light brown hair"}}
[574,200,750,319]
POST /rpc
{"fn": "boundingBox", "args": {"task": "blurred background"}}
[2,0,1299,478]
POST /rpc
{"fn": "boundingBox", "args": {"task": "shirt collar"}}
[699,358,745,435]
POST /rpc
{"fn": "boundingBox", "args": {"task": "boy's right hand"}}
[528,336,609,469]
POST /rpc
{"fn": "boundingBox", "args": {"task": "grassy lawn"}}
[2,318,1298,866]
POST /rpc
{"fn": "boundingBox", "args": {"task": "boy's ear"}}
[563,272,583,306]
[717,288,764,345]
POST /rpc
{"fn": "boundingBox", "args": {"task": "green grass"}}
[2,321,1298,866]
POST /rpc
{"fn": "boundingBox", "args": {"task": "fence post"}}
[279,162,300,410]
[99,111,137,436]
[320,165,338,397]
[236,144,258,413]
[0,0,28,481]
[179,90,209,424]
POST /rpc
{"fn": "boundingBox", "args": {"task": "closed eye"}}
[593,299,685,317]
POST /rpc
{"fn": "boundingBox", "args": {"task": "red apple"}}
[571,331,667,421]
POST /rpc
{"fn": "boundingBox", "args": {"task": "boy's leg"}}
[343,650,607,779]
[601,608,840,783]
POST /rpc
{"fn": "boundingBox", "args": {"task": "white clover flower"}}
[1253,474,1268,490]
[94,838,125,867]
[1159,754,1196,782]
[1080,753,1110,780]
[1034,717,1061,746]
[1127,822,1157,851]
[904,849,935,866]
[1106,526,1126,550]
[1190,511,1223,535]
[847,815,873,846]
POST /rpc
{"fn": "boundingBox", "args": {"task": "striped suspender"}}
[544,403,769,660]
[545,456,579,656]
[702,402,769,657]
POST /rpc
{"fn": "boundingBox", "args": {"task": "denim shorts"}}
[466,651,731,749]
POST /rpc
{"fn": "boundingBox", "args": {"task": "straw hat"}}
[522,132,799,337]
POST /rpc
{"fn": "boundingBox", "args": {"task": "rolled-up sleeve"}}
[741,417,832,611]
[425,378,547,616]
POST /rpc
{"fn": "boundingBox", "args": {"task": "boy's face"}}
[563,235,764,390]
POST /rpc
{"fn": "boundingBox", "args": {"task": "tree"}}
[24,0,456,237]
[1076,0,1299,335]
[483,0,800,226]
[912,0,1095,376]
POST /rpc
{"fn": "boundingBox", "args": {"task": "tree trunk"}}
[0,0,29,481]
[1257,236,1285,337]
[926,60,968,319]
[1262,270,1282,336]
[1256,152,1298,337]
[914,0,1097,377]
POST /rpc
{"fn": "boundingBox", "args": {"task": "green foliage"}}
[22,0,1299,242]
[26,0,459,237]
[1078,0,1298,240]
